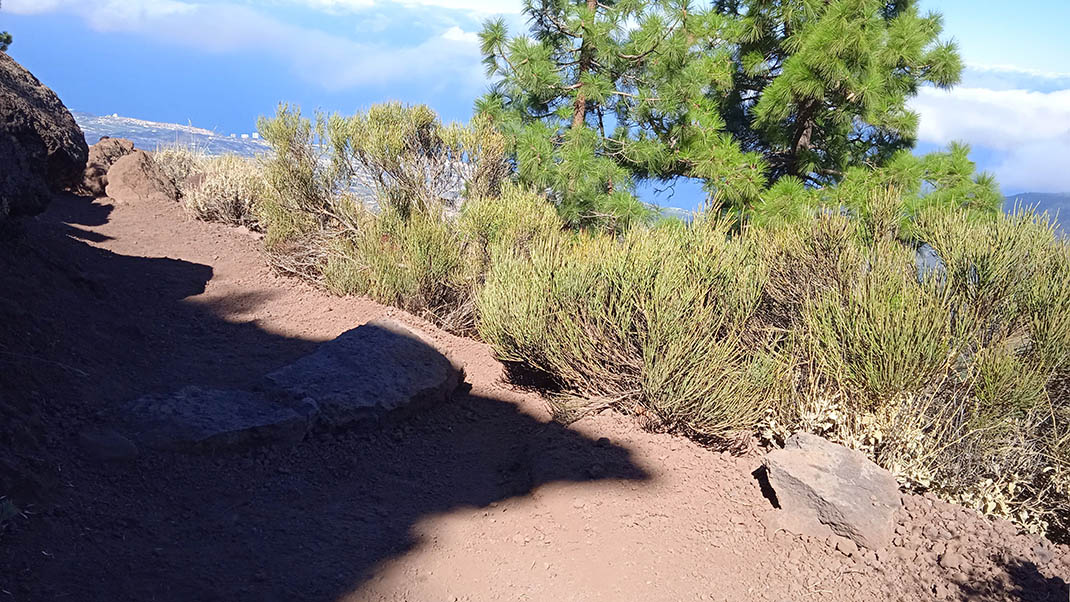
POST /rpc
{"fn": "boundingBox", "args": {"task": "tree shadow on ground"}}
[0,195,649,601]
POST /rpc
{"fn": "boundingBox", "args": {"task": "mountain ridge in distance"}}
[1004,191,1070,215]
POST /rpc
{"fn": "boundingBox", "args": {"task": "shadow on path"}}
[0,195,649,601]
[955,557,1069,602]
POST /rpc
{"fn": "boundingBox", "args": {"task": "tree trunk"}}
[571,0,598,130]
[787,99,817,177]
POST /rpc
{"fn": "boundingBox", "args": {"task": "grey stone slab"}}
[263,318,464,430]
[121,386,309,452]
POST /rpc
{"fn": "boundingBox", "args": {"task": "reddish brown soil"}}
[1,194,1068,601]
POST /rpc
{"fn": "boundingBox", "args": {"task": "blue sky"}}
[2,0,1068,207]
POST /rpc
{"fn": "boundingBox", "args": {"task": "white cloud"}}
[911,86,1070,192]
[990,139,1070,194]
[4,0,61,13]
[966,63,1070,82]
[3,0,487,92]
[5,0,522,16]
[399,0,521,13]
[6,0,195,22]
[277,0,520,15]
[913,87,1070,150]
[962,63,1070,94]
[287,0,375,12]
[441,25,478,43]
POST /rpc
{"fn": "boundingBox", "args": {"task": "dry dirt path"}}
[1,194,1068,602]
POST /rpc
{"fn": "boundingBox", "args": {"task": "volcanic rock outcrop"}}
[78,136,135,196]
[104,149,180,204]
[0,52,88,220]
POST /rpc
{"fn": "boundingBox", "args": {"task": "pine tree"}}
[1,0,10,52]
[719,0,962,185]
[478,0,766,229]
[482,0,975,225]
[754,142,1001,228]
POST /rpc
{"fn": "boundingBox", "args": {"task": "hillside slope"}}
[1005,192,1070,218]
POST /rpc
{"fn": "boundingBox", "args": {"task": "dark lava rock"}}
[78,427,139,461]
[0,52,89,220]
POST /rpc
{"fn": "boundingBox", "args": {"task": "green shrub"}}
[750,144,1001,232]
[913,208,1068,413]
[255,102,512,287]
[255,104,358,278]
[968,345,1049,422]
[248,98,1069,540]
[324,102,507,218]
[1024,243,1070,372]
[324,209,476,330]
[801,240,953,405]
[479,218,777,435]
[756,213,858,331]
[753,200,1069,536]
[477,185,1067,536]
[258,104,343,229]
[458,184,563,273]
[318,185,560,334]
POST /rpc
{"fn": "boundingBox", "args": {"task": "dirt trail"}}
[1,194,1068,601]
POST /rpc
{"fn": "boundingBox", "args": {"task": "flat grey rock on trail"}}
[78,427,139,461]
[263,318,466,431]
[113,319,463,453]
[763,432,900,550]
[120,386,308,452]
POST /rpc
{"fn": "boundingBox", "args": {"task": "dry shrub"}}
[320,184,560,334]
[153,145,207,196]
[153,146,269,229]
[184,155,267,228]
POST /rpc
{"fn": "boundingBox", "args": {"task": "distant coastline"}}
[73,111,269,158]
[74,111,1069,233]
